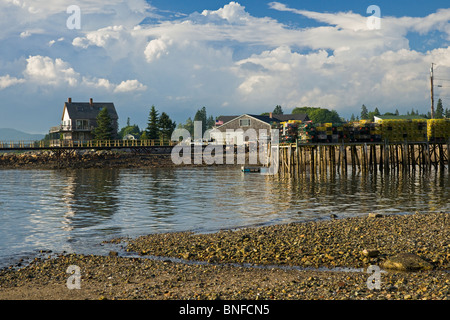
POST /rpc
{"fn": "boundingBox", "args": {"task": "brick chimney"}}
[68,97,72,103]
[89,98,93,105]
[269,112,273,118]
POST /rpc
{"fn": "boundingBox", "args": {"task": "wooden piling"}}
[275,141,447,177]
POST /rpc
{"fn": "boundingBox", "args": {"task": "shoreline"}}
[0,211,448,300]
[0,150,179,170]
[0,149,254,170]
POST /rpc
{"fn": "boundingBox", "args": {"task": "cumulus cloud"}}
[81,76,114,90]
[114,79,147,93]
[2,1,450,133]
[66,1,450,117]
[21,55,147,94]
[0,75,25,90]
[144,37,173,62]
[24,55,80,86]
[201,1,250,24]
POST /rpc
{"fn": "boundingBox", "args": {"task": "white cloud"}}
[0,75,25,90]
[114,79,147,93]
[22,55,147,94]
[19,30,31,38]
[144,37,173,62]
[81,76,114,90]
[201,1,250,24]
[2,1,450,133]
[24,55,80,86]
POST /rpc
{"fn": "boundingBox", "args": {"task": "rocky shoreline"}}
[0,211,448,300]
[0,150,181,169]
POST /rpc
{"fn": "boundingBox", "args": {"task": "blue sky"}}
[1,0,450,134]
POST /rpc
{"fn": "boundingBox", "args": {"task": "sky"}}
[1,0,450,134]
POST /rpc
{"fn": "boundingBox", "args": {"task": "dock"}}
[276,140,449,176]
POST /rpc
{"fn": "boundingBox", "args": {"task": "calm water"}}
[0,166,448,268]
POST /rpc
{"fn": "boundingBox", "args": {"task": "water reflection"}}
[52,169,120,231]
[266,169,449,220]
[0,166,448,268]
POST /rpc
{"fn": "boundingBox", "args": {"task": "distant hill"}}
[0,128,45,141]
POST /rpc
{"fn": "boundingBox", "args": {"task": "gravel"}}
[0,211,449,300]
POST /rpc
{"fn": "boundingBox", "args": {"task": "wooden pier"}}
[277,140,449,176]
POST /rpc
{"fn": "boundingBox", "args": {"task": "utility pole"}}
[430,63,435,119]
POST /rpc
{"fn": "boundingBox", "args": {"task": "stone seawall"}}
[0,149,258,169]
[0,150,179,169]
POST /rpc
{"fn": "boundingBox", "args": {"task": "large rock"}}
[381,253,433,271]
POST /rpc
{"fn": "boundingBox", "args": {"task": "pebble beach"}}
[0,211,449,300]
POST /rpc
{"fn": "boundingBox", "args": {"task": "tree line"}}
[94,100,449,141]
[177,106,215,136]
[354,99,449,122]
[94,105,176,141]
[261,105,342,123]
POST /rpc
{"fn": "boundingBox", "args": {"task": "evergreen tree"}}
[445,107,450,118]
[159,112,176,141]
[436,98,444,119]
[350,114,355,122]
[184,117,194,136]
[395,109,399,116]
[273,105,284,115]
[194,107,207,135]
[361,105,369,120]
[368,107,381,121]
[146,105,160,140]
[206,115,215,130]
[93,107,114,140]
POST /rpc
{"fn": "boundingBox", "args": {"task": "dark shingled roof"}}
[63,102,118,121]
[216,113,309,126]
[272,114,309,122]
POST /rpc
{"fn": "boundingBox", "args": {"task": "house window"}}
[239,119,251,127]
[76,119,89,130]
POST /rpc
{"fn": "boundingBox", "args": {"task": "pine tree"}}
[194,107,207,136]
[184,117,194,136]
[146,105,160,140]
[93,107,114,140]
[361,105,369,120]
[436,99,444,119]
[273,105,284,115]
[159,112,176,141]
[206,115,215,130]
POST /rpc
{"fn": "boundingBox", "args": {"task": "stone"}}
[362,249,380,258]
[381,253,433,271]
[368,213,383,218]
[108,251,118,257]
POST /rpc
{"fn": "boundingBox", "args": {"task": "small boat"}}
[241,166,261,173]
